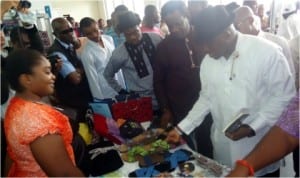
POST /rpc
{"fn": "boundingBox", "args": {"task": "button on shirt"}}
[79,35,125,99]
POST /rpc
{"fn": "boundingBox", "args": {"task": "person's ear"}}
[248,16,254,25]
[19,73,32,89]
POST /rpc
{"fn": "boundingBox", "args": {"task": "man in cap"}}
[166,5,295,177]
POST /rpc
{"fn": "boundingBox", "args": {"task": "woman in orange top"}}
[3,49,84,177]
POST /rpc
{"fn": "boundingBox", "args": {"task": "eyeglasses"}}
[59,28,74,35]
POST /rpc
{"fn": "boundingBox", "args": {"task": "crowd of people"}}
[1,0,299,177]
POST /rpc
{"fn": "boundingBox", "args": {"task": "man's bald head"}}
[233,6,258,35]
[234,6,253,24]
[51,17,69,34]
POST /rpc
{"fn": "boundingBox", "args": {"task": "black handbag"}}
[87,140,123,176]
[119,119,145,139]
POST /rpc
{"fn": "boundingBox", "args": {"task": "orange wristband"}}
[236,160,255,176]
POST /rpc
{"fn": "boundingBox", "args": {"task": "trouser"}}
[193,113,213,159]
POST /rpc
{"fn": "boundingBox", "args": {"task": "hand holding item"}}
[165,128,181,144]
[225,124,255,141]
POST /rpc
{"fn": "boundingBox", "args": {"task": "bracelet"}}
[236,160,255,176]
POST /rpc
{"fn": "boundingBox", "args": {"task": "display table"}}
[98,143,230,177]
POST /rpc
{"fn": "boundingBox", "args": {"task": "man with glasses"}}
[48,17,92,121]
[47,17,92,176]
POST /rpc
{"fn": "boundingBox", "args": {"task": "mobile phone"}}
[224,113,250,133]
[47,54,60,68]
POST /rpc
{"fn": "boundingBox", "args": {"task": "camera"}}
[47,54,60,70]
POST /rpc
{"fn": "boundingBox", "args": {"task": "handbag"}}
[87,140,124,176]
[119,119,145,139]
[112,94,153,122]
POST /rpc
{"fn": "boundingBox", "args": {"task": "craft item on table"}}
[155,172,173,177]
[119,119,145,139]
[121,128,166,151]
[93,113,124,144]
[121,139,170,163]
[137,140,171,167]
[177,162,195,177]
[128,149,193,177]
[179,162,195,173]
[195,154,226,176]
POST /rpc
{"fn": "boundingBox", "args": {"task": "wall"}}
[50,0,104,22]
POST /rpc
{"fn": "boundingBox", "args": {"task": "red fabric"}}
[112,97,152,122]
[93,114,122,144]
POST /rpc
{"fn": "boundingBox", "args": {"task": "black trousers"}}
[194,113,213,159]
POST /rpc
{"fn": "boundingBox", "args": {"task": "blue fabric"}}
[143,155,153,167]
[135,166,160,177]
[130,149,191,177]
[104,27,125,47]
[165,149,190,169]
[89,102,113,118]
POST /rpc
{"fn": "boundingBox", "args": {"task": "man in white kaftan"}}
[166,6,296,176]
[79,17,125,100]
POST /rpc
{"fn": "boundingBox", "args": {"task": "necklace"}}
[185,38,199,69]
[229,51,239,80]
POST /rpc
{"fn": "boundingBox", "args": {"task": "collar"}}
[56,38,73,49]
[228,32,242,60]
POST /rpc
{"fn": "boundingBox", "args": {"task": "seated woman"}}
[3,49,84,177]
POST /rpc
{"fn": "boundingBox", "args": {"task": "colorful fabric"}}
[124,33,156,78]
[276,92,299,138]
[4,97,75,177]
[103,33,162,109]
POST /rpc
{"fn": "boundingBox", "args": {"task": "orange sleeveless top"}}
[4,97,75,177]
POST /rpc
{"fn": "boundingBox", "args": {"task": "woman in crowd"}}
[3,49,84,177]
